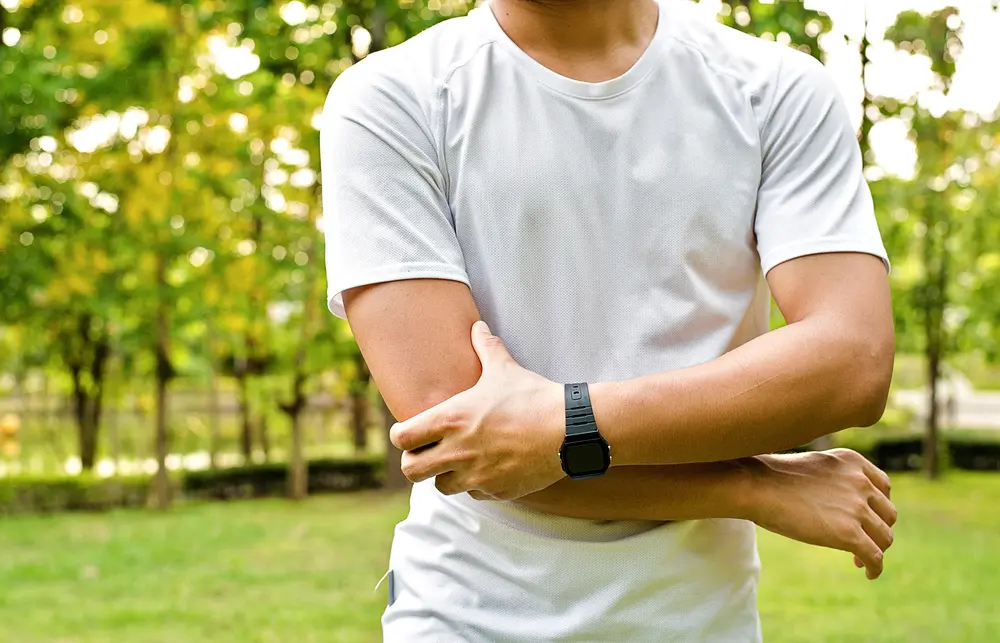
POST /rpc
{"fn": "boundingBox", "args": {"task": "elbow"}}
[847,332,895,428]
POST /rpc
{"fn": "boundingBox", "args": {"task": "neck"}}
[490,0,658,55]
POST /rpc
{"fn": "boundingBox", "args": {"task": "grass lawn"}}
[1,474,998,643]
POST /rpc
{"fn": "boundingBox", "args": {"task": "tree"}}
[878,8,1000,478]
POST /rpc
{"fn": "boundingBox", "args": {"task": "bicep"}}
[344,279,483,422]
[767,252,893,341]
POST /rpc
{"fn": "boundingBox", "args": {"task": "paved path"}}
[894,374,1000,429]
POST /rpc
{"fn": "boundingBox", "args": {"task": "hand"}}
[746,449,897,580]
[390,321,566,500]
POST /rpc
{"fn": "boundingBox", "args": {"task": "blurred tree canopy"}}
[1,0,998,490]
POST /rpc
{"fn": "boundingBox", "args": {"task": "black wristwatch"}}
[559,383,612,480]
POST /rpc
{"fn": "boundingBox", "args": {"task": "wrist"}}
[588,380,638,466]
[719,456,776,523]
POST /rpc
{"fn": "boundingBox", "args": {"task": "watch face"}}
[564,441,610,477]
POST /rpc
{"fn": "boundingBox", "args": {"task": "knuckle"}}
[435,477,457,496]
[392,428,411,449]
[441,408,467,430]
[399,455,415,479]
[853,499,869,517]
[466,472,488,491]
[483,335,506,349]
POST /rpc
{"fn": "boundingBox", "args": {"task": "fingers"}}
[851,528,885,580]
[862,460,892,499]
[470,320,513,372]
[390,410,449,452]
[869,491,898,528]
[400,448,455,484]
[435,471,468,496]
[861,508,894,554]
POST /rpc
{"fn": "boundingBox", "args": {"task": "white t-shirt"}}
[321,0,888,640]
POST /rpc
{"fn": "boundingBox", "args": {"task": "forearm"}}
[595,313,893,467]
[516,460,760,522]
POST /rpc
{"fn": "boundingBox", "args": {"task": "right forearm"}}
[515,458,764,523]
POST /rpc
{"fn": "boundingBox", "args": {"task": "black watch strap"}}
[565,383,598,438]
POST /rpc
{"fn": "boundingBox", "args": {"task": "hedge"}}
[3,435,999,515]
[0,457,383,516]
[868,438,1000,472]
[835,426,1000,472]
[0,474,151,516]
[182,457,383,500]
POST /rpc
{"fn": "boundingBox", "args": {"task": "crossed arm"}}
[344,251,897,578]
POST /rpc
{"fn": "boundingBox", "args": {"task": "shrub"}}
[837,428,1000,472]
[0,474,150,516]
[181,457,383,500]
[0,458,384,515]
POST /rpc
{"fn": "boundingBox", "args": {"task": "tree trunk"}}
[66,318,109,472]
[237,369,253,463]
[109,362,120,476]
[208,372,220,469]
[351,353,371,453]
[922,202,948,481]
[207,323,221,470]
[151,256,174,509]
[925,348,941,479]
[258,412,271,462]
[70,368,99,471]
[287,408,308,500]
[377,391,410,491]
[282,257,320,500]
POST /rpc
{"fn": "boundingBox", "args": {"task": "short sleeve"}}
[320,63,469,319]
[755,51,889,276]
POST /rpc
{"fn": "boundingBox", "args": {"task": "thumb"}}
[471,320,512,370]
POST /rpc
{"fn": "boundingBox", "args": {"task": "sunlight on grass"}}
[1,474,998,642]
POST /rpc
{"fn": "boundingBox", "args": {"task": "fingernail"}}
[475,320,491,334]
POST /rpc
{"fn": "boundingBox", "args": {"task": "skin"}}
[341,0,898,581]
[492,0,660,82]
[349,254,896,579]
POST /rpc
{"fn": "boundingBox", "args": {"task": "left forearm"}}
[594,314,893,467]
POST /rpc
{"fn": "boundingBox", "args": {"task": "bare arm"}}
[391,252,894,488]
[592,252,895,467]
[347,267,896,578]
[344,277,756,524]
[344,279,482,424]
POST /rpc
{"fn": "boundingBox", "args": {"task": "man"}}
[321,0,897,640]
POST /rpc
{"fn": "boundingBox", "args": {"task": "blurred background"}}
[1,1,998,642]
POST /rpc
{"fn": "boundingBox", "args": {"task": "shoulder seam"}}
[434,38,499,201]
[662,30,752,86]
[758,48,787,150]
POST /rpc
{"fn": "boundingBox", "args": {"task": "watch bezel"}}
[559,431,612,480]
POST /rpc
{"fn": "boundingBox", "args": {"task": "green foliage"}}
[182,456,382,500]
[2,0,999,479]
[885,9,962,88]
[0,457,383,514]
[0,473,150,515]
[714,1,831,59]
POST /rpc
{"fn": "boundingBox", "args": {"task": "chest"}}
[442,81,763,261]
